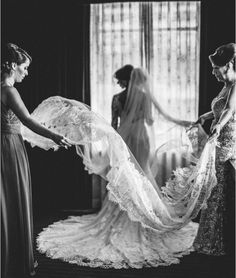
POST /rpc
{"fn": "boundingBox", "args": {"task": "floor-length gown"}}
[36,94,198,269]
[193,85,236,255]
[113,90,160,187]
[1,101,35,277]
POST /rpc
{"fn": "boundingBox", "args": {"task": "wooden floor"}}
[32,213,235,278]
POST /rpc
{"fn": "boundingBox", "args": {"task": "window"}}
[90,2,201,122]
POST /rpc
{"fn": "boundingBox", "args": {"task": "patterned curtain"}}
[90,2,201,208]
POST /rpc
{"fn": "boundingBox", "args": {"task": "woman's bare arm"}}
[216,84,236,128]
[5,87,71,147]
[210,85,235,137]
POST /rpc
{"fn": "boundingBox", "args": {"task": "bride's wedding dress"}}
[22,69,217,268]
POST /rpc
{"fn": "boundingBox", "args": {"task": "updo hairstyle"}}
[1,43,32,75]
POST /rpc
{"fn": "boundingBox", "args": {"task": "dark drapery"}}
[1,0,92,216]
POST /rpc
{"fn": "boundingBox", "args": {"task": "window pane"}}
[90,1,200,122]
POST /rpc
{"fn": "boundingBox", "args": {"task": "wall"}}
[199,0,235,129]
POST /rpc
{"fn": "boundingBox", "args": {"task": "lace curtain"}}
[90,1,201,208]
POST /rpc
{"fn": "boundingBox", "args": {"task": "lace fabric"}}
[20,94,220,267]
[22,98,215,203]
[211,87,236,163]
[37,197,198,269]
[193,84,236,255]
[21,95,216,229]
[1,102,22,134]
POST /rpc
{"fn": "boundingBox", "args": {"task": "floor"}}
[32,213,235,278]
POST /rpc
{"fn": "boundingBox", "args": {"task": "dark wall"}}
[1,0,235,216]
[199,0,235,131]
[2,0,92,217]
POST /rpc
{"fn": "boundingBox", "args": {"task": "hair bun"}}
[114,64,134,82]
[7,43,19,51]
[209,42,236,67]
[1,43,32,75]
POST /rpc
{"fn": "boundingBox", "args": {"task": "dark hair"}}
[1,43,32,75]
[209,43,236,68]
[114,64,134,82]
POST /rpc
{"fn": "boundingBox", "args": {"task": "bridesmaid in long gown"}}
[193,43,236,256]
[1,43,71,278]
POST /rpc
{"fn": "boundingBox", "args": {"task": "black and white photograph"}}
[1,0,235,277]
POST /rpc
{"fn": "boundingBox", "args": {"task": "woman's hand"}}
[194,111,214,126]
[194,115,205,126]
[180,120,195,128]
[51,134,72,149]
[209,123,221,140]
[146,118,154,125]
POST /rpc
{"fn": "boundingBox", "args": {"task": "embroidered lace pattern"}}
[21,96,220,267]
[193,86,236,255]
[1,102,22,134]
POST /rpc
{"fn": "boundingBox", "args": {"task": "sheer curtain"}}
[90,1,201,208]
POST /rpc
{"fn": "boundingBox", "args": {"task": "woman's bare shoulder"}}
[1,86,20,106]
[1,85,19,95]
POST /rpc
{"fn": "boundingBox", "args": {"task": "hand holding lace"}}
[194,111,214,126]
[209,123,221,141]
[51,133,73,149]
[194,116,206,126]
[180,120,195,128]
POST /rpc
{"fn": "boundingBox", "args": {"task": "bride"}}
[22,68,216,269]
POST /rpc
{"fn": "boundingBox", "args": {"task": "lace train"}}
[37,197,198,268]
[20,96,218,268]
